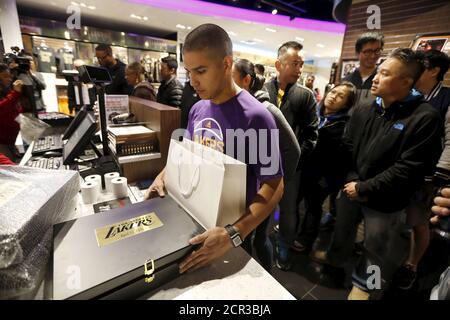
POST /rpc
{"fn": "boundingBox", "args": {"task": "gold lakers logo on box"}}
[95,212,163,247]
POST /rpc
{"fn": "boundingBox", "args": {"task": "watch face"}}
[232,235,242,247]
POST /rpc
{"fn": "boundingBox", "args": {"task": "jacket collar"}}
[424,82,443,101]
[375,88,423,116]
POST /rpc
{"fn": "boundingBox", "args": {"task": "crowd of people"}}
[1,24,450,300]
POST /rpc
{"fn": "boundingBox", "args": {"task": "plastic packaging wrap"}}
[0,229,52,299]
[16,113,51,145]
[0,166,80,297]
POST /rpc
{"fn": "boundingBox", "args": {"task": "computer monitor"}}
[63,113,97,165]
[79,65,112,85]
[62,106,89,140]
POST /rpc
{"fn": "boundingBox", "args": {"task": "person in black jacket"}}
[391,50,450,290]
[156,56,183,107]
[264,41,319,270]
[180,78,200,129]
[344,32,384,110]
[95,44,133,95]
[313,48,443,300]
[296,82,356,252]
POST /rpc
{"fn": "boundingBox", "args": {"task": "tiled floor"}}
[247,207,449,300]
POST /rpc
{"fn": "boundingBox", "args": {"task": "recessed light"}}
[130,14,136,18]
[143,16,148,20]
[316,43,325,48]
[88,5,95,10]
[272,9,278,15]
[80,3,86,7]
[265,28,277,33]
[121,32,125,36]
[71,1,78,6]
[296,37,304,42]
[187,26,192,30]
[176,24,186,29]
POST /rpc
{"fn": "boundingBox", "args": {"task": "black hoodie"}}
[345,91,443,212]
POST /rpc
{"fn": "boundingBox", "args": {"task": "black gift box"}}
[51,197,205,300]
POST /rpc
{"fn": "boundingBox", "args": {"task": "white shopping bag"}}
[165,139,247,229]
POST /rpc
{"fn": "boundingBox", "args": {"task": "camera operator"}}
[0,63,23,161]
[8,50,46,112]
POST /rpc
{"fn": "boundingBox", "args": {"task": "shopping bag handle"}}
[177,151,200,198]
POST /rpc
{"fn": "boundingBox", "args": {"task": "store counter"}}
[32,184,294,300]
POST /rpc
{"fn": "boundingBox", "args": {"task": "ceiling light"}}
[80,3,86,7]
[187,26,192,30]
[316,43,325,48]
[265,28,277,33]
[88,5,95,10]
[272,9,278,15]
[176,24,186,29]
[121,32,125,36]
[241,40,256,45]
[253,38,264,43]
[130,14,136,18]
[145,41,149,47]
[143,16,148,20]
[71,1,78,6]
[296,37,304,42]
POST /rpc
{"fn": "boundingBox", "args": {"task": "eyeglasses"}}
[361,48,383,56]
[96,54,109,61]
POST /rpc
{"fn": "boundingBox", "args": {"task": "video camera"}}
[3,46,32,75]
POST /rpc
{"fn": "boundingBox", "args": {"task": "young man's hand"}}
[144,176,165,200]
[178,227,233,274]
[431,187,450,224]
[343,181,368,202]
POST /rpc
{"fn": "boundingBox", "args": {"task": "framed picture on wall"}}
[410,32,450,54]
[341,60,358,79]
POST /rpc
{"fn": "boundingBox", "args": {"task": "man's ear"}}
[223,55,233,72]
[430,66,441,79]
[275,59,281,72]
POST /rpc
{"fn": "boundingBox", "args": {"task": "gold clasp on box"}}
[144,259,155,284]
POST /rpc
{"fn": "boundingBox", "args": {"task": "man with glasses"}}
[344,32,384,110]
[95,44,133,95]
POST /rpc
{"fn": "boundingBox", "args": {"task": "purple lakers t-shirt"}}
[186,90,283,206]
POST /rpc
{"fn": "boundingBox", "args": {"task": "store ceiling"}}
[199,0,336,22]
[16,0,345,60]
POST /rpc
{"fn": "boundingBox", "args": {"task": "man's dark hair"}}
[355,32,384,53]
[183,23,232,59]
[254,64,265,75]
[161,56,178,71]
[389,48,425,86]
[420,49,450,82]
[95,44,113,56]
[277,41,303,58]
[0,63,9,74]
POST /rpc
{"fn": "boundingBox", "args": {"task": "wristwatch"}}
[225,224,243,247]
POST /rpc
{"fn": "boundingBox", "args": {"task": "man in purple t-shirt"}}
[145,24,284,274]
